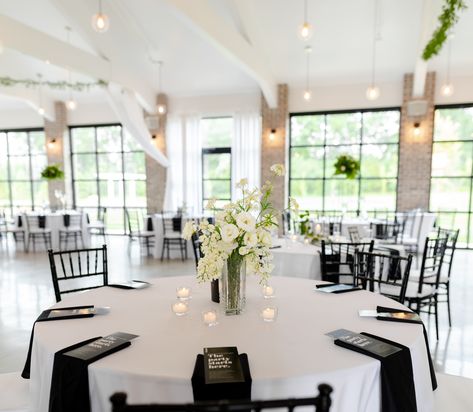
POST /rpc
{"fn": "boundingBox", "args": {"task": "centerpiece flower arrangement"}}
[183,163,297,315]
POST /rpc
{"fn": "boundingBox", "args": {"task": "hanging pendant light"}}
[298,0,313,40]
[91,0,110,33]
[441,40,454,97]
[155,61,167,115]
[303,46,312,101]
[366,0,380,101]
[64,27,77,110]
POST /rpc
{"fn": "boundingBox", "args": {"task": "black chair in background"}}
[110,384,333,412]
[126,209,155,256]
[48,245,108,302]
[404,236,448,340]
[88,207,107,241]
[0,211,26,250]
[370,220,402,243]
[347,226,361,242]
[59,214,84,250]
[191,231,203,267]
[25,214,52,252]
[322,215,342,236]
[354,250,413,302]
[282,211,292,235]
[320,240,374,283]
[161,214,187,261]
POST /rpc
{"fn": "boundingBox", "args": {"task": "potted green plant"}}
[41,164,64,180]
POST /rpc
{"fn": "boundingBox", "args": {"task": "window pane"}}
[0,182,10,206]
[430,178,470,211]
[432,142,473,177]
[32,181,49,207]
[435,212,468,244]
[203,153,230,179]
[71,127,96,152]
[290,180,323,211]
[10,181,32,207]
[290,115,325,146]
[7,132,29,155]
[362,111,400,143]
[97,126,122,152]
[73,154,97,179]
[9,156,30,180]
[124,152,146,178]
[30,155,48,180]
[123,130,142,152]
[325,179,359,211]
[290,147,324,178]
[75,181,98,206]
[106,208,125,234]
[204,180,231,200]
[325,145,360,178]
[29,131,46,154]
[125,180,146,207]
[98,153,122,178]
[99,180,124,206]
[361,144,398,178]
[434,107,473,141]
[202,118,233,148]
[360,179,397,211]
[325,113,361,145]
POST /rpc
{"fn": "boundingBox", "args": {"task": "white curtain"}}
[232,112,262,200]
[163,115,184,212]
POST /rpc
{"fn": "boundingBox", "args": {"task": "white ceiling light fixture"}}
[298,0,313,41]
[91,0,110,33]
[154,60,167,115]
[303,46,312,101]
[441,40,454,97]
[64,27,77,111]
[366,0,380,101]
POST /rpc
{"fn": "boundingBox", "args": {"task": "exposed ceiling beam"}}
[413,0,440,97]
[0,87,54,121]
[164,0,278,108]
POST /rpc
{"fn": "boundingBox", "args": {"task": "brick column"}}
[397,72,436,211]
[261,85,288,219]
[145,93,168,214]
[44,102,67,208]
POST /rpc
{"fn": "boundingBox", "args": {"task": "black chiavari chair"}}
[126,209,155,256]
[161,213,187,261]
[59,214,84,250]
[25,214,52,252]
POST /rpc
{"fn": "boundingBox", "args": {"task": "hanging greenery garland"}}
[422,0,467,61]
[41,164,65,180]
[0,76,107,92]
[333,154,360,180]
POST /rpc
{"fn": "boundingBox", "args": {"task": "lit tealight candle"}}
[171,301,189,316]
[262,285,275,299]
[176,286,191,300]
[202,310,218,326]
[315,224,322,234]
[261,306,278,322]
[291,234,298,242]
[304,238,310,245]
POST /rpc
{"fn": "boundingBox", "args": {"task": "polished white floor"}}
[0,235,472,379]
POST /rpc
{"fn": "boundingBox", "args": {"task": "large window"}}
[0,128,48,215]
[70,124,146,234]
[201,117,233,211]
[289,109,400,216]
[430,105,473,247]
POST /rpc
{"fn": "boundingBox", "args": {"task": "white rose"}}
[270,163,285,176]
[244,231,258,248]
[220,223,239,243]
[236,212,256,233]
[215,211,226,224]
[258,230,272,247]
[239,246,249,255]
[182,221,195,240]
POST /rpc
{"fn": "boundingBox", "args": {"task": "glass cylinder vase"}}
[221,252,246,315]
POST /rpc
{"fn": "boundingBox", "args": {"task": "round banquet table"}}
[29,276,434,412]
[270,239,321,279]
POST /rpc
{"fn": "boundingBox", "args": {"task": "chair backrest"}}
[110,384,333,412]
[25,214,45,230]
[347,226,361,242]
[162,216,183,235]
[281,211,292,235]
[126,209,143,234]
[63,214,82,228]
[354,250,413,302]
[320,240,374,282]
[98,207,107,223]
[436,227,459,279]
[370,221,401,242]
[48,245,108,302]
[417,236,448,294]
[191,232,203,267]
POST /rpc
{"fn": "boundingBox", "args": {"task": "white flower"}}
[215,211,227,225]
[206,198,217,209]
[239,246,249,255]
[257,229,272,247]
[244,231,258,248]
[236,212,256,233]
[224,202,236,211]
[236,178,248,189]
[270,163,285,176]
[182,221,195,240]
[289,197,300,212]
[220,223,239,243]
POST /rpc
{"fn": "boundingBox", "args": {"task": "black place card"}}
[359,309,422,323]
[315,284,361,294]
[108,280,150,290]
[203,347,245,385]
[37,305,95,322]
[64,332,138,361]
[335,332,402,358]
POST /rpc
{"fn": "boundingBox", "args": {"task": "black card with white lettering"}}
[203,347,245,384]
[335,332,402,358]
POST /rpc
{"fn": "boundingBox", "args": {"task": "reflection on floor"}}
[0,235,472,379]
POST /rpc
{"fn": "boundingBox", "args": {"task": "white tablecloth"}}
[271,239,321,279]
[30,276,434,412]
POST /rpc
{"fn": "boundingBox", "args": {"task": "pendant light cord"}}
[306,50,310,91]
[446,40,452,84]
[304,0,308,22]
[370,0,379,87]
[99,0,103,14]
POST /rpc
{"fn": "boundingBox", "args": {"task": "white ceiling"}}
[0,0,472,112]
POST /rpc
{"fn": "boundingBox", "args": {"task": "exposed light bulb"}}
[303,90,312,101]
[413,122,422,139]
[269,129,276,141]
[441,83,454,97]
[48,139,56,148]
[366,85,380,101]
[38,107,45,116]
[91,13,110,33]
[298,22,313,40]
[66,99,77,110]
[157,103,167,115]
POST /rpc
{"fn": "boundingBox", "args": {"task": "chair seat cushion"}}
[88,222,105,229]
[59,227,82,232]
[131,231,155,237]
[164,233,184,239]
[0,372,30,411]
[409,268,437,282]
[382,282,436,299]
[28,228,51,234]
[435,373,473,412]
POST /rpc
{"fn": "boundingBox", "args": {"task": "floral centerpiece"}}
[183,164,296,315]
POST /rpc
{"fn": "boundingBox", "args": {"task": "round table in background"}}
[30,276,434,412]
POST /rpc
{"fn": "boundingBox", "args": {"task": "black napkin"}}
[146,217,153,231]
[335,332,417,412]
[172,216,182,232]
[210,279,220,303]
[376,306,437,390]
[21,306,94,379]
[17,215,23,227]
[191,354,252,401]
[63,214,70,227]
[49,334,132,412]
[38,215,46,228]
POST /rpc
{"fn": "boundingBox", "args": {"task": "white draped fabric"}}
[231,112,261,200]
[106,84,169,167]
[163,116,184,212]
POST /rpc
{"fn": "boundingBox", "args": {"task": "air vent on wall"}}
[407,100,428,118]
[145,115,160,130]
